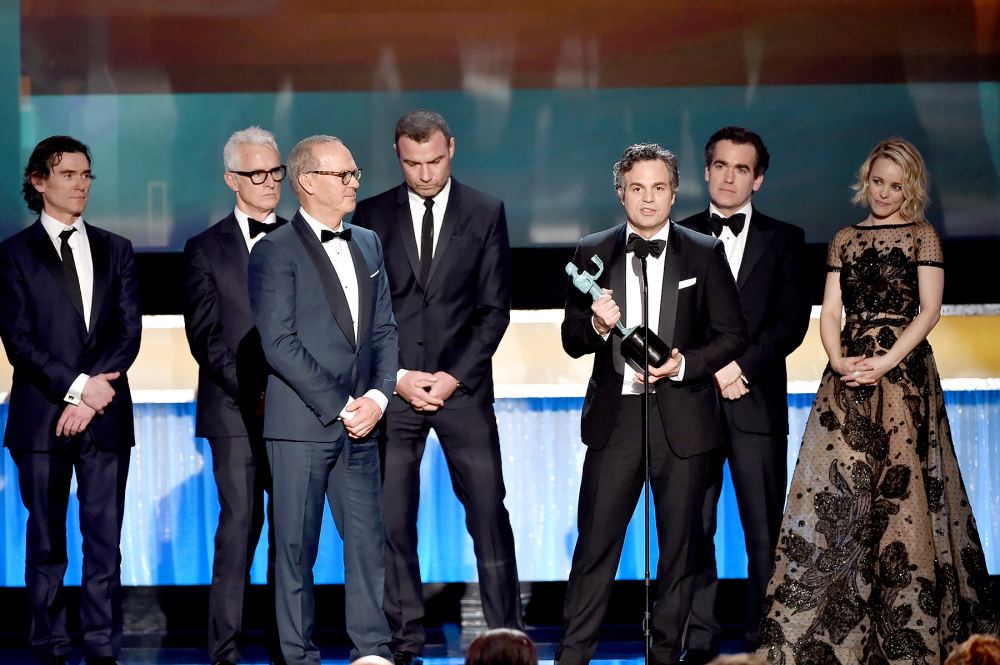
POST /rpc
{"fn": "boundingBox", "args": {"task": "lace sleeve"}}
[826,227,847,272]
[915,222,944,268]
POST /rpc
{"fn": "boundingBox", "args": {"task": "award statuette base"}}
[620,324,670,368]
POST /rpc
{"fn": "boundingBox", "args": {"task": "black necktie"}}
[419,198,434,286]
[626,233,666,259]
[248,217,285,238]
[58,227,85,319]
[320,227,352,243]
[708,212,746,237]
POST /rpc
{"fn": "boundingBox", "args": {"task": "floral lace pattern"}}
[758,222,997,664]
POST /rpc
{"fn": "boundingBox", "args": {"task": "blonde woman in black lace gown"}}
[757,138,998,664]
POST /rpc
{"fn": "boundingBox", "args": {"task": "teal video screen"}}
[11,82,1000,249]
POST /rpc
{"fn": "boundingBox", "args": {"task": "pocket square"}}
[678,277,697,289]
[369,270,380,278]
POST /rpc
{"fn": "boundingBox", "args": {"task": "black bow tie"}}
[708,212,746,237]
[626,233,666,259]
[320,227,352,243]
[248,217,285,238]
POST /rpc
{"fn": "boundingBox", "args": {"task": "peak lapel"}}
[426,180,460,289]
[607,225,628,376]
[85,223,107,335]
[736,217,773,290]
[28,221,88,330]
[657,223,681,348]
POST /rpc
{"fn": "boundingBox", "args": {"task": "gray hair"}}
[287,135,344,196]
[223,126,279,171]
[612,143,679,192]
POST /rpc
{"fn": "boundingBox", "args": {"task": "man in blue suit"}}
[248,135,398,665]
[0,136,142,665]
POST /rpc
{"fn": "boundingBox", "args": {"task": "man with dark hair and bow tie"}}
[0,135,142,665]
[557,143,747,665]
[182,126,290,665]
[249,135,398,665]
[677,127,811,662]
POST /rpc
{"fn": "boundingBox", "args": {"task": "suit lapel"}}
[394,185,422,288]
[427,179,460,288]
[347,226,372,345]
[606,225,627,376]
[28,221,87,330]
[218,214,250,279]
[86,223,107,335]
[736,214,773,290]
[290,214,356,349]
[657,222,681,348]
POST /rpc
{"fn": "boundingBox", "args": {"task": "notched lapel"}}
[290,216,356,349]
[86,224,108,335]
[29,222,87,329]
[395,186,421,288]
[736,219,774,290]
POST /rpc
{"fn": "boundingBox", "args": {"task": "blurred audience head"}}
[945,634,1000,665]
[466,628,537,665]
[350,656,394,665]
[707,653,767,665]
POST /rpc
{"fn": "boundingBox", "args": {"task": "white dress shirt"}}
[709,201,753,280]
[234,207,278,252]
[41,212,95,404]
[299,208,388,420]
[407,177,451,260]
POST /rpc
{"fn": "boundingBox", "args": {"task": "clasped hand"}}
[833,354,892,387]
[396,370,460,413]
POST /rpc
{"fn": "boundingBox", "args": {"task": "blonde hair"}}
[851,138,929,222]
[945,634,1000,665]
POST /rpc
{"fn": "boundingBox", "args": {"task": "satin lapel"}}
[657,222,681,348]
[348,229,372,345]
[689,209,712,236]
[395,185,421,288]
[290,215,356,349]
[28,221,87,328]
[85,223,108,336]
[219,214,249,279]
[427,180,460,288]
[736,217,773,290]
[607,225,628,376]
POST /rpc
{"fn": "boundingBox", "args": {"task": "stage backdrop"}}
[0,391,997,587]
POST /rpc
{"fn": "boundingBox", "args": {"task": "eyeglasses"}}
[305,168,364,185]
[231,165,287,185]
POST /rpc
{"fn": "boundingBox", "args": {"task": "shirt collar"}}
[40,211,84,240]
[709,200,754,226]
[299,207,344,240]
[407,177,452,208]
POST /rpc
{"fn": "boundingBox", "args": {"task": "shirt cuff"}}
[591,316,611,341]
[669,354,686,382]
[65,373,89,405]
[396,368,409,381]
[339,390,389,421]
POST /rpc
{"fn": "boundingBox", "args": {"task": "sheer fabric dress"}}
[758,222,998,664]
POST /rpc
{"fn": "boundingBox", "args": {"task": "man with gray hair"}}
[183,125,288,665]
[249,135,398,665]
[557,143,747,665]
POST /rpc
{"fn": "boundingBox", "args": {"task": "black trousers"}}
[557,395,710,665]
[207,434,277,664]
[12,436,130,662]
[381,401,523,654]
[685,414,787,651]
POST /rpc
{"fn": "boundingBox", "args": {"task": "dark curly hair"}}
[395,109,452,144]
[22,135,92,213]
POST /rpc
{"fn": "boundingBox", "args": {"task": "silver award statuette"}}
[566,255,670,368]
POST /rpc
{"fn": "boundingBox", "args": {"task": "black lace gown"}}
[758,222,998,664]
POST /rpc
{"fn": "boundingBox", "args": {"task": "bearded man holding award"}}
[556,143,747,665]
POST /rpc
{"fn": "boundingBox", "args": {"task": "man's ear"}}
[224,171,239,194]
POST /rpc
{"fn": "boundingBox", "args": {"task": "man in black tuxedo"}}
[183,126,289,665]
[557,143,747,665]
[351,109,522,665]
[0,136,142,665]
[248,135,398,665]
[677,127,811,660]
